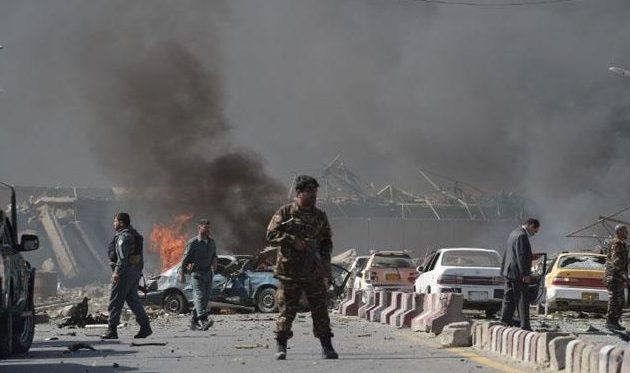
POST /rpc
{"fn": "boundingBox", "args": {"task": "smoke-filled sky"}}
[1,0,630,247]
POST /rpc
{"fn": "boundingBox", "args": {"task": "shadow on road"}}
[0,362,151,373]
[8,339,138,361]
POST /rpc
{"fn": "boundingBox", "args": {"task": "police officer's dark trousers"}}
[191,270,213,320]
[108,266,150,329]
[500,279,530,330]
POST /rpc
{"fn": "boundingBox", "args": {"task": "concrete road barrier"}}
[471,321,571,368]
[439,321,472,347]
[380,292,403,325]
[548,336,576,371]
[341,289,363,317]
[399,293,424,329]
[368,291,391,322]
[390,292,412,327]
[411,293,465,334]
[411,293,438,332]
[358,290,379,319]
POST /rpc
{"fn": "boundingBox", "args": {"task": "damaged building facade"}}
[11,157,526,289]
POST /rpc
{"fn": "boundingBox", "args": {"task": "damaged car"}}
[142,249,278,314]
[142,248,351,314]
[538,252,608,315]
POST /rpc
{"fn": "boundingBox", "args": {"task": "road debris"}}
[130,342,168,347]
[234,343,267,349]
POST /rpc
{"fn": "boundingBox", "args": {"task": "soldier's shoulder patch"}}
[117,236,125,246]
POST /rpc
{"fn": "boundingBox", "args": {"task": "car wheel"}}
[12,293,34,353]
[257,287,277,313]
[0,310,13,358]
[163,291,188,314]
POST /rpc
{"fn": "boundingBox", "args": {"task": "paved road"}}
[2,313,505,373]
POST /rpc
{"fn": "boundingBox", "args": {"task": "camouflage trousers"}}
[607,279,625,322]
[275,279,332,340]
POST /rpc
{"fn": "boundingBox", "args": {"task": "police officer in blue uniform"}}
[179,218,218,331]
[102,212,152,339]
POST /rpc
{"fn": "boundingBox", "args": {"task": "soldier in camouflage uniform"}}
[266,175,338,360]
[605,224,629,331]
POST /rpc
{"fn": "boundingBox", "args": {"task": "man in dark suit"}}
[499,218,540,330]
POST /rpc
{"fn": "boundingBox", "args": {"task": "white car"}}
[347,255,370,291]
[414,248,504,317]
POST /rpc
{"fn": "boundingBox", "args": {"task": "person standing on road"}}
[102,212,152,339]
[179,218,218,331]
[605,224,629,331]
[266,175,338,360]
[499,218,540,331]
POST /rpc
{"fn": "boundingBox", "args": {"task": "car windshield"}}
[441,251,500,267]
[371,254,414,268]
[557,255,605,270]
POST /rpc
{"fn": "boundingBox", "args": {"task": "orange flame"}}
[149,213,194,270]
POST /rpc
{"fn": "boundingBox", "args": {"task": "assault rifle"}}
[277,217,330,278]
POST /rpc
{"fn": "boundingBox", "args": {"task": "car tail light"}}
[438,275,504,286]
[407,273,418,283]
[437,275,464,285]
[551,277,605,288]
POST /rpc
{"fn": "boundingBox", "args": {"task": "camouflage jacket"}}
[605,238,629,283]
[266,202,333,281]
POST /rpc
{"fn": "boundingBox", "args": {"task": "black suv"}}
[0,183,39,358]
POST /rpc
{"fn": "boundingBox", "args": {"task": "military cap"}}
[294,175,319,191]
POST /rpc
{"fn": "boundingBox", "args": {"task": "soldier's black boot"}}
[199,316,214,331]
[134,323,153,338]
[606,319,626,331]
[319,337,338,359]
[190,315,200,330]
[275,338,287,360]
[100,327,118,340]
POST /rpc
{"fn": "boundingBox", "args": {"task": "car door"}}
[416,252,438,292]
[424,251,442,292]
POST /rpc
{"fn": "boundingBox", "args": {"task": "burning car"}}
[414,248,504,318]
[539,252,608,314]
[142,248,351,314]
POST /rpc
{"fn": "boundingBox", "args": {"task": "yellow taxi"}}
[540,252,608,314]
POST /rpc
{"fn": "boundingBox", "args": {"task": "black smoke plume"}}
[85,40,283,253]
